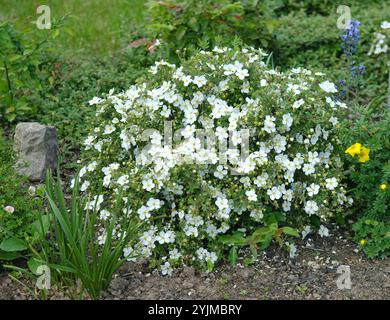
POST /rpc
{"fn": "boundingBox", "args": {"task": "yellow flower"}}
[380,183,388,190]
[358,146,370,163]
[360,239,366,246]
[345,143,361,157]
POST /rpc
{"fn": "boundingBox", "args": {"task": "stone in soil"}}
[14,122,58,181]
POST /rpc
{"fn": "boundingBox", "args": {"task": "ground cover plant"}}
[0,130,44,262]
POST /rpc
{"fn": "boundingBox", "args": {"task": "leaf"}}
[31,215,50,238]
[28,257,43,274]
[219,231,247,246]
[0,238,27,252]
[175,26,186,41]
[243,257,255,266]
[8,54,23,62]
[0,250,23,261]
[52,29,60,39]
[281,227,300,237]
[228,246,237,267]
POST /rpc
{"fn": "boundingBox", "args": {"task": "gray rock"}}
[14,122,58,181]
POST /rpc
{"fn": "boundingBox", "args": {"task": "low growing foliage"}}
[30,171,141,299]
[0,132,44,262]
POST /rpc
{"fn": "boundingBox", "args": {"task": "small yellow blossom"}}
[380,183,388,190]
[345,143,362,157]
[358,146,370,163]
[359,239,366,246]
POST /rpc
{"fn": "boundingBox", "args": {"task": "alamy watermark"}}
[336,265,351,290]
[336,5,351,30]
[35,265,51,290]
[36,5,51,30]
[140,121,252,175]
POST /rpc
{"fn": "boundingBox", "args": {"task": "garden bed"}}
[1,228,389,300]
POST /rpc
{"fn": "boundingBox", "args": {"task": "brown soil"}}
[1,229,390,300]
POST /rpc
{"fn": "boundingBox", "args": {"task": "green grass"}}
[0,0,146,56]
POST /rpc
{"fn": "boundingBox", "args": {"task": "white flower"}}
[236,68,249,80]
[103,174,112,187]
[4,206,15,214]
[89,97,103,105]
[292,99,304,109]
[214,165,227,179]
[263,115,276,133]
[254,173,268,188]
[99,209,111,220]
[304,200,319,216]
[215,197,229,211]
[282,113,293,129]
[329,116,338,126]
[87,161,98,172]
[142,179,155,191]
[117,175,129,186]
[302,163,315,175]
[260,79,268,87]
[306,183,320,197]
[319,81,337,93]
[161,261,173,276]
[81,180,90,192]
[169,248,181,260]
[137,206,151,220]
[85,195,104,211]
[318,225,329,237]
[103,124,116,135]
[184,225,198,237]
[182,75,192,86]
[245,189,257,202]
[325,177,338,190]
[286,242,297,258]
[147,198,163,210]
[123,247,136,262]
[156,230,175,244]
[267,186,282,200]
[381,21,390,29]
[193,76,207,88]
[182,125,196,138]
[28,186,36,196]
[282,201,291,212]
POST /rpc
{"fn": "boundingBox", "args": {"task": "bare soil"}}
[1,229,390,300]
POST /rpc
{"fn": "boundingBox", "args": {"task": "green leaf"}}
[31,215,50,238]
[8,54,23,62]
[52,29,60,39]
[0,238,27,252]
[0,250,23,261]
[28,257,43,274]
[219,231,247,246]
[228,246,237,266]
[281,227,299,237]
[243,257,255,266]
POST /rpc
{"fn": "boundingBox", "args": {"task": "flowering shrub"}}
[78,47,352,273]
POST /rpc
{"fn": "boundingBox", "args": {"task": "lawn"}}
[0,0,146,55]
